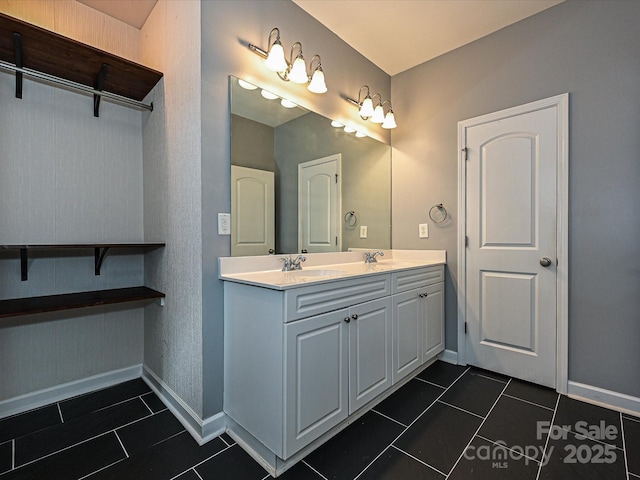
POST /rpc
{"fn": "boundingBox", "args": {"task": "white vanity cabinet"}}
[222,261,443,475]
[284,295,392,456]
[391,266,445,383]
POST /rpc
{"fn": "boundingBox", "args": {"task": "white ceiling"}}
[77,0,563,76]
[292,0,564,75]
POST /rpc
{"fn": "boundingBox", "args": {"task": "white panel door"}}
[298,155,341,253]
[231,166,275,256]
[284,309,349,458]
[348,297,392,413]
[465,105,558,387]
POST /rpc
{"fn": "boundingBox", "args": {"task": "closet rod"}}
[0,60,154,111]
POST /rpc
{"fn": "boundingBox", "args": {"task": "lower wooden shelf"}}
[0,286,165,318]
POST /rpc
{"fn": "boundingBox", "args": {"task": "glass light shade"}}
[307,68,327,94]
[359,96,374,118]
[288,56,308,84]
[355,131,367,138]
[371,104,385,123]
[260,89,279,100]
[238,79,258,90]
[265,42,288,72]
[382,110,397,129]
[343,126,356,133]
[280,98,297,108]
[331,120,344,128]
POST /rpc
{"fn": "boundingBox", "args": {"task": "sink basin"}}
[287,269,345,277]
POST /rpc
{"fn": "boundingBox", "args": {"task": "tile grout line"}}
[630,473,640,479]
[168,443,235,480]
[77,457,127,480]
[139,395,154,415]
[91,395,148,414]
[114,430,129,458]
[502,393,556,412]
[624,415,640,424]
[371,409,409,428]
[620,412,630,480]
[391,444,448,476]
[535,390,561,480]
[11,438,15,471]
[444,378,512,478]
[475,434,542,465]
[413,377,448,389]
[472,372,509,384]
[57,403,65,423]
[436,400,485,419]
[302,459,329,480]
[193,468,205,480]
[351,367,471,480]
[13,411,155,471]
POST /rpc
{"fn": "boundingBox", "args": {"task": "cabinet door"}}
[392,289,422,384]
[349,297,393,413]
[422,282,445,362]
[284,309,349,458]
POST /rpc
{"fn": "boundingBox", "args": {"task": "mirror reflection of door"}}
[231,165,275,256]
[298,154,342,253]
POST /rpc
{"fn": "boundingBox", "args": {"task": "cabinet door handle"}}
[351,314,358,320]
[344,317,351,323]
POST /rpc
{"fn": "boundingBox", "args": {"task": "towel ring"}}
[429,204,448,224]
[344,211,358,226]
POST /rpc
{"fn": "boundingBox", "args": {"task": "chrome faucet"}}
[281,255,307,271]
[364,251,384,263]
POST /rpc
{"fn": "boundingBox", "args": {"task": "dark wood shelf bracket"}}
[20,247,27,281]
[94,63,109,117]
[94,247,110,275]
[12,31,21,98]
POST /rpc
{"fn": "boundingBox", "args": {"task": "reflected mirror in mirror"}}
[230,76,391,256]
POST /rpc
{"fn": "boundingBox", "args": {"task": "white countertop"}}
[219,249,446,290]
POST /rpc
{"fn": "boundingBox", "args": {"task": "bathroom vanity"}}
[220,250,445,476]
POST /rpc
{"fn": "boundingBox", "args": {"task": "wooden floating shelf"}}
[0,13,163,114]
[0,287,165,319]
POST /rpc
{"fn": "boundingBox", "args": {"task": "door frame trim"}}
[456,93,569,394]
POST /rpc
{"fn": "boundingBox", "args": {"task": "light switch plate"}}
[218,213,231,235]
[419,223,429,238]
[360,226,368,239]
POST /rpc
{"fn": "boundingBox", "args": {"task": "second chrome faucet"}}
[281,255,307,271]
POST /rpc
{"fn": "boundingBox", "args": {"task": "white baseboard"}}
[141,366,226,445]
[438,349,458,365]
[568,380,640,417]
[0,364,143,420]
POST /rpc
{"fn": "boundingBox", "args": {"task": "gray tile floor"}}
[1,361,638,479]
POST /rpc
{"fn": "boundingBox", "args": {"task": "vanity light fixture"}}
[280,98,297,108]
[260,89,279,100]
[343,126,356,133]
[346,85,397,129]
[330,120,344,128]
[238,79,258,90]
[248,27,327,94]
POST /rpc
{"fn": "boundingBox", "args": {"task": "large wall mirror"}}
[230,76,391,256]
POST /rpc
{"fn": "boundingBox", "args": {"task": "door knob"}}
[351,314,359,320]
[344,317,351,323]
[539,257,552,267]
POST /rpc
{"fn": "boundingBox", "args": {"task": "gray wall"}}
[275,112,391,254]
[231,115,275,171]
[392,0,640,396]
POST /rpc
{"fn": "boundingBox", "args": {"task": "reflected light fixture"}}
[330,120,344,128]
[260,89,279,100]
[280,98,297,108]
[346,85,397,129]
[248,27,327,94]
[238,79,258,90]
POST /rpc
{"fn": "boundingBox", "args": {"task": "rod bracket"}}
[13,32,23,99]
[94,63,109,117]
[20,248,28,281]
[94,247,110,275]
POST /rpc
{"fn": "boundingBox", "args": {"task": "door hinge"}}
[462,147,468,160]
[465,236,469,247]
[464,322,467,334]
[335,236,338,246]
[335,173,338,183]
